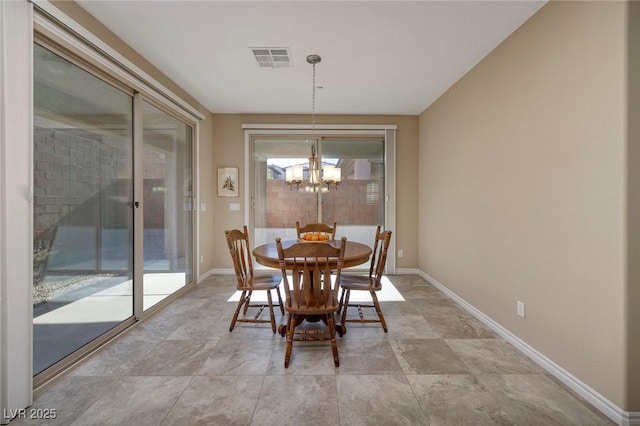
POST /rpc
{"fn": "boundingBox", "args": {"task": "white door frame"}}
[1,1,34,422]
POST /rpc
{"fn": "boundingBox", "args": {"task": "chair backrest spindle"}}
[225,225,257,288]
[276,237,346,312]
[370,228,392,283]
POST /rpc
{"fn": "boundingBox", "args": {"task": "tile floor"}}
[15,274,613,425]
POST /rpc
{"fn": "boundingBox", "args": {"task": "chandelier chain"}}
[311,61,316,136]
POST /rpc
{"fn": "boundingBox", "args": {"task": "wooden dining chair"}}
[339,226,392,332]
[296,221,337,240]
[276,236,347,368]
[225,226,284,333]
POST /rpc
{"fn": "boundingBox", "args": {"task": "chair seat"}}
[340,275,381,291]
[238,274,282,291]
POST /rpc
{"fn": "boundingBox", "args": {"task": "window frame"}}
[243,125,397,273]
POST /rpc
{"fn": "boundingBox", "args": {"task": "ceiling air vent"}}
[250,48,291,68]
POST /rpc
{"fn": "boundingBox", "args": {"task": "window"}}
[246,127,396,274]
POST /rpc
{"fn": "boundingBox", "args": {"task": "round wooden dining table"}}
[252,239,372,336]
[253,239,372,269]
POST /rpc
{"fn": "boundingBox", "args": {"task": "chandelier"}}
[285,54,341,192]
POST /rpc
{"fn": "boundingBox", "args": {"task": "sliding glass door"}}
[252,136,385,262]
[32,42,196,377]
[33,43,134,374]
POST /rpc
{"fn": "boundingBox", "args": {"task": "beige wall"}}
[627,0,640,412]
[419,1,631,410]
[209,114,418,271]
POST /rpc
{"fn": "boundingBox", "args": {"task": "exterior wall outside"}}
[33,128,135,231]
[265,180,379,229]
[32,125,171,289]
[32,127,166,234]
[418,1,629,410]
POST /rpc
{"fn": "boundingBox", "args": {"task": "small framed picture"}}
[217,167,239,197]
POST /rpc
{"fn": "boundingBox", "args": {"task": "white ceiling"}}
[76,1,547,116]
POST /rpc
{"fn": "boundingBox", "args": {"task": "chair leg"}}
[337,288,345,315]
[267,290,276,334]
[370,291,387,332]
[276,287,285,315]
[284,314,297,368]
[327,314,339,367]
[230,290,247,331]
[340,289,351,325]
[242,290,253,315]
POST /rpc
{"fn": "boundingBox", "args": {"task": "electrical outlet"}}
[397,250,403,258]
[200,255,204,264]
[517,301,525,318]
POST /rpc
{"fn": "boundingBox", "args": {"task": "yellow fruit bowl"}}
[299,233,331,242]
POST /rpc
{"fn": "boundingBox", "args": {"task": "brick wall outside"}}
[34,128,125,238]
[33,127,167,274]
[265,179,383,228]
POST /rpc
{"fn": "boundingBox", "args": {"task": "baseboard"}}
[198,268,215,282]
[395,267,420,275]
[208,268,234,277]
[417,270,637,426]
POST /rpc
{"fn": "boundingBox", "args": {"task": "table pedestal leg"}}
[279,315,346,336]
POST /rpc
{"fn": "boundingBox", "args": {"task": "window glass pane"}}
[33,43,134,374]
[253,136,385,254]
[142,101,193,310]
[322,138,385,244]
[255,139,317,246]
